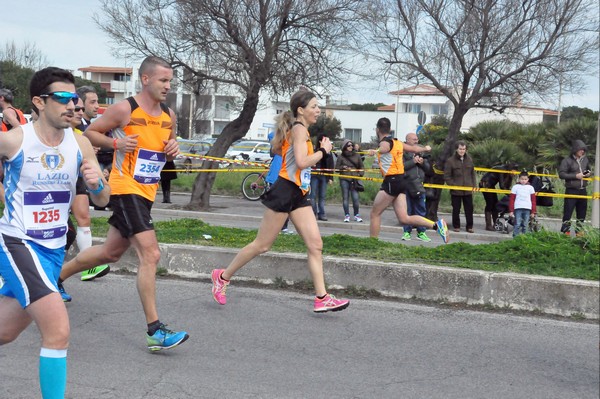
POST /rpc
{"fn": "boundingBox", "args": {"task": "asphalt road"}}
[1,275,597,399]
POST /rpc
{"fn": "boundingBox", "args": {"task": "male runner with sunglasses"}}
[56,98,110,303]
[57,56,188,351]
[0,67,110,398]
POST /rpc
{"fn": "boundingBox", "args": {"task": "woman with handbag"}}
[335,139,365,222]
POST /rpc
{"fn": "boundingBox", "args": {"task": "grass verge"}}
[91,217,599,281]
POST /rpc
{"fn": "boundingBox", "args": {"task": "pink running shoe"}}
[314,294,350,313]
[211,269,229,305]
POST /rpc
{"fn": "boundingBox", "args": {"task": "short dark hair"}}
[376,117,391,134]
[0,88,14,103]
[76,86,97,103]
[139,56,171,79]
[29,67,75,113]
[519,171,529,178]
[455,140,467,149]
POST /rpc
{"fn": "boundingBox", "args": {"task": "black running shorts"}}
[261,178,311,213]
[380,174,407,197]
[108,194,154,238]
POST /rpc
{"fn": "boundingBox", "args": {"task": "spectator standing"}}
[160,160,177,203]
[424,162,445,221]
[402,133,432,242]
[335,139,364,223]
[558,140,591,235]
[509,171,536,237]
[310,133,334,221]
[479,164,514,231]
[444,141,477,233]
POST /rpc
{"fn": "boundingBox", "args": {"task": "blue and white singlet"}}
[0,122,82,249]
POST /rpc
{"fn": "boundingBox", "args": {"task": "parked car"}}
[174,139,212,172]
[225,140,271,164]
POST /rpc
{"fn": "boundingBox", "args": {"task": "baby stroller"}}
[494,195,541,234]
[494,195,513,234]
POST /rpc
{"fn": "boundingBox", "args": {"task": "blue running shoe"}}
[58,283,72,302]
[436,219,449,244]
[146,324,189,351]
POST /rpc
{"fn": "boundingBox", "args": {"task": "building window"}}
[431,104,448,115]
[403,103,421,113]
[113,73,130,82]
[344,128,362,143]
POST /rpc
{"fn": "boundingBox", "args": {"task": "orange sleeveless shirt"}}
[110,97,173,201]
[279,130,314,194]
[378,138,405,176]
[1,107,26,131]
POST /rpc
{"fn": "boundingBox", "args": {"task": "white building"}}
[243,84,556,144]
[77,65,238,139]
[79,67,554,143]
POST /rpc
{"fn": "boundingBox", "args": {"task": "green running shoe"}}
[81,264,110,281]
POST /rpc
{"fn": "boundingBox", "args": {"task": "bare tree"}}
[96,0,361,209]
[0,40,51,70]
[361,0,598,161]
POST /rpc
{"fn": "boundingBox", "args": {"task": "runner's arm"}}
[292,126,331,169]
[2,108,21,129]
[0,127,24,159]
[163,108,179,160]
[85,101,137,153]
[75,134,111,207]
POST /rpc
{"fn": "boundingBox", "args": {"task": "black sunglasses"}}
[39,91,79,105]
[74,106,85,112]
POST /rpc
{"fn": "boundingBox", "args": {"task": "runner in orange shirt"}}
[57,56,188,351]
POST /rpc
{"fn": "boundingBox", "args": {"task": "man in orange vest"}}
[0,88,28,203]
[0,88,27,131]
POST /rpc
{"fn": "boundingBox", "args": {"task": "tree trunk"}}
[185,88,261,210]
[440,107,468,164]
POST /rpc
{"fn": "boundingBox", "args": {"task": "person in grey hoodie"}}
[558,139,591,235]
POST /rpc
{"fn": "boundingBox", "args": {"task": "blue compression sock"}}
[39,348,67,399]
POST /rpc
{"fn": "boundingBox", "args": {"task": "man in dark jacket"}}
[310,133,335,220]
[444,140,477,233]
[558,139,591,235]
[402,133,432,241]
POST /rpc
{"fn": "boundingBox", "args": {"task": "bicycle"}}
[241,160,271,201]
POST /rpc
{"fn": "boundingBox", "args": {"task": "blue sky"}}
[4,0,598,111]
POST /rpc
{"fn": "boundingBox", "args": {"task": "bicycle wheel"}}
[241,172,268,201]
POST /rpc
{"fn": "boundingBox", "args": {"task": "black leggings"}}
[561,187,588,233]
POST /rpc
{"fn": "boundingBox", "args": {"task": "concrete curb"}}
[105,241,599,320]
